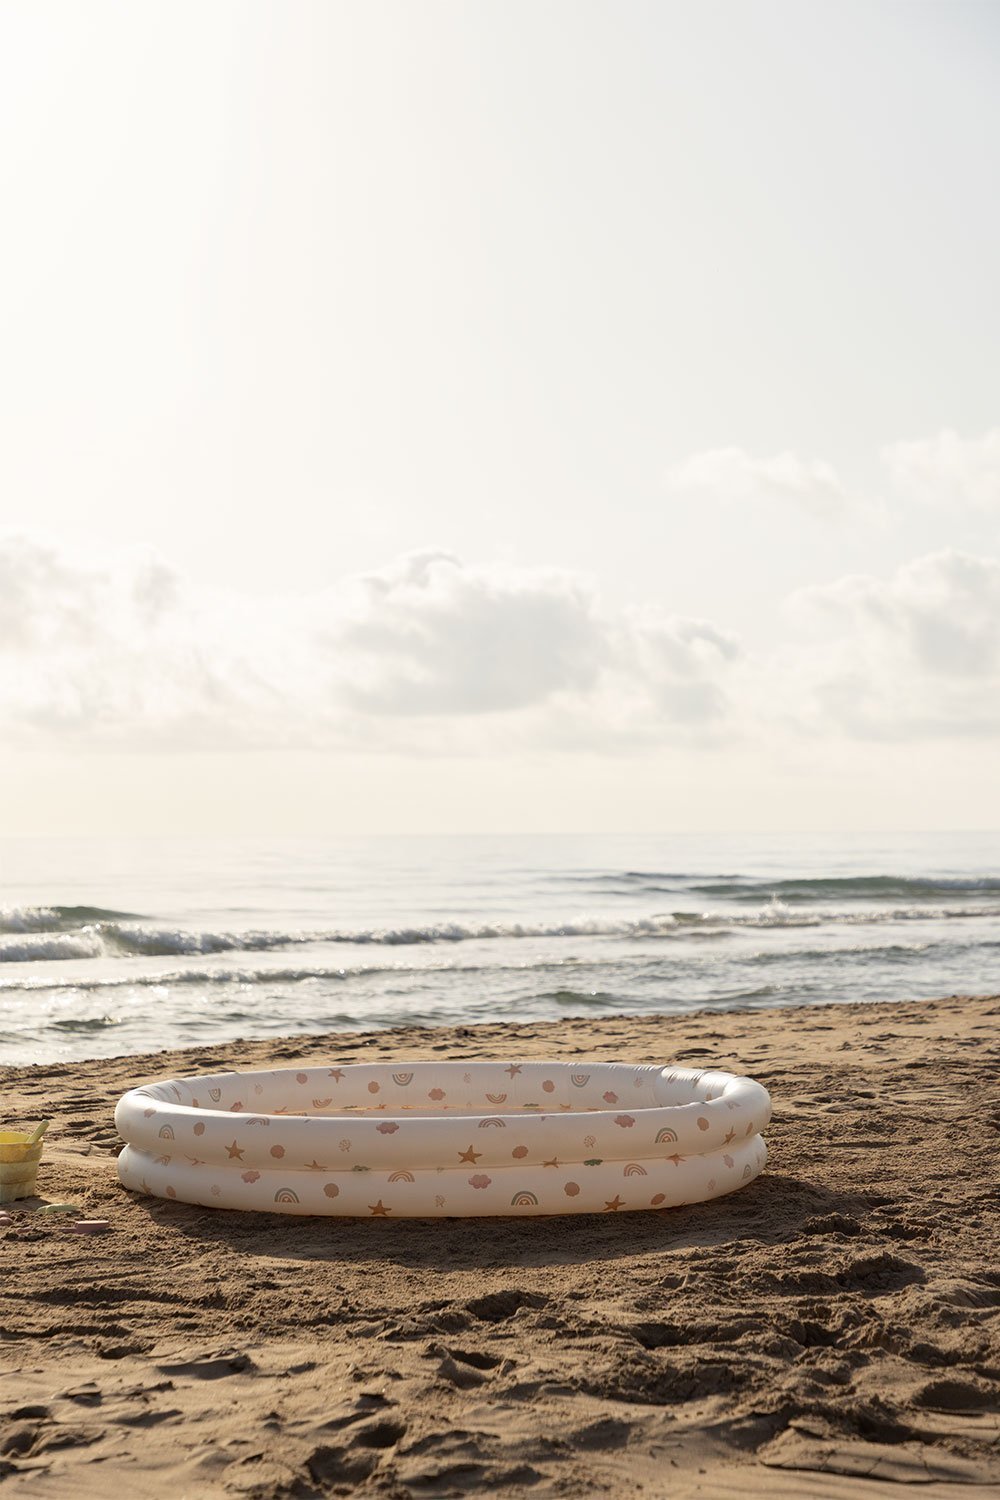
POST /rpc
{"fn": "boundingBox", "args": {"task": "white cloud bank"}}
[787,550,1000,739]
[669,429,1000,520]
[0,538,740,752]
[882,429,1000,513]
[1,533,997,755]
[666,447,856,518]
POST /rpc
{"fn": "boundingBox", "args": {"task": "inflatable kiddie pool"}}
[116,1060,770,1217]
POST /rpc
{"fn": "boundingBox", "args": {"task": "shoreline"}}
[2,994,999,1497]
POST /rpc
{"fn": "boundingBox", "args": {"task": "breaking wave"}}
[2,899,1000,965]
[0,904,142,934]
[566,872,1000,901]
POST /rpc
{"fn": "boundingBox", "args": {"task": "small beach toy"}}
[37,1202,80,1215]
[0,1125,48,1203]
[70,1219,110,1235]
[115,1061,771,1218]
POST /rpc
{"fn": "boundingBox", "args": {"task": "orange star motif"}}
[542,1157,560,1168]
[505,1064,522,1077]
[368,1199,390,1216]
[604,1195,625,1211]
[723,1129,736,1145]
[458,1145,482,1164]
[305,1159,326,1170]
[226,1140,245,1160]
[666,1153,686,1166]
[328,1068,344,1080]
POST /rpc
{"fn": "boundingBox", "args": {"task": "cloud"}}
[0,537,739,751]
[786,550,1000,738]
[324,550,606,715]
[3,533,998,754]
[882,429,1000,512]
[666,447,855,518]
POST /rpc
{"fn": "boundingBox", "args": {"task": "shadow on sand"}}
[127,1171,880,1271]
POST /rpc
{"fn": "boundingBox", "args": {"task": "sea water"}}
[1,832,997,1064]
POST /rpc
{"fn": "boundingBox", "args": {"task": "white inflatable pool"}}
[116,1060,770,1217]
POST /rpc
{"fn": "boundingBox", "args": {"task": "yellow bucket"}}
[0,1131,45,1202]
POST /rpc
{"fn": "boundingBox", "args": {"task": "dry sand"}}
[2,995,999,1499]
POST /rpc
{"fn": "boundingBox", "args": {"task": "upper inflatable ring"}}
[116,1059,771,1217]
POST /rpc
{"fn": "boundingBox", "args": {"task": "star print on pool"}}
[226,1141,244,1160]
[604,1196,625,1211]
[368,1199,390,1215]
[458,1145,482,1163]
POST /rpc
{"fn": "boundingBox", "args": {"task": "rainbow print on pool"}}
[115,1060,771,1217]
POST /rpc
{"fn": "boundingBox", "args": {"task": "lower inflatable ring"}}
[116,1059,771,1217]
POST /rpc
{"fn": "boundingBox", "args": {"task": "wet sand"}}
[2,994,999,1498]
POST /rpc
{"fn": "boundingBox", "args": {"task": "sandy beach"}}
[2,994,999,1499]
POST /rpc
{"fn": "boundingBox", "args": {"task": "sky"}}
[1,0,999,835]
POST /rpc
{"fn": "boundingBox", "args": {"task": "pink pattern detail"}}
[377,1121,400,1134]
[614,1114,635,1128]
[241,1170,260,1183]
[603,1091,618,1104]
[469,1174,491,1189]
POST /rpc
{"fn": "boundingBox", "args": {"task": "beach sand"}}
[2,994,999,1499]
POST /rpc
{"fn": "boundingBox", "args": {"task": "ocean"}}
[1,832,997,1066]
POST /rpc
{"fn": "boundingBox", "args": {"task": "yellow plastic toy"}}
[0,1121,49,1203]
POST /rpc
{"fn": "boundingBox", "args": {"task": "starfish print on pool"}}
[723,1128,736,1145]
[604,1195,625,1211]
[328,1069,345,1080]
[505,1064,522,1077]
[666,1153,686,1166]
[542,1157,560,1168]
[368,1199,390,1216]
[305,1159,326,1170]
[226,1141,245,1161]
[458,1145,482,1164]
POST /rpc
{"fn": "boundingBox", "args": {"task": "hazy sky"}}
[2,0,999,835]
